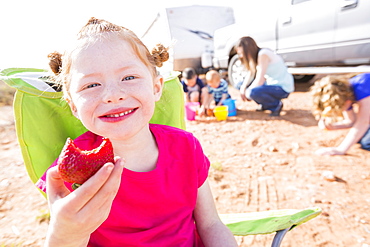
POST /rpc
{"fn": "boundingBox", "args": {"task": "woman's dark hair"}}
[235,36,260,75]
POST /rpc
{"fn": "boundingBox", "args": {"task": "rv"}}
[141,5,235,75]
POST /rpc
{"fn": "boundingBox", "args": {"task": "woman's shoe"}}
[270,102,283,116]
[256,104,266,112]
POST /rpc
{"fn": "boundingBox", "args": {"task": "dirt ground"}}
[0,77,369,246]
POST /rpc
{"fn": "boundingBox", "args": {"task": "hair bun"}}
[47,52,62,75]
[87,17,100,25]
[151,44,169,68]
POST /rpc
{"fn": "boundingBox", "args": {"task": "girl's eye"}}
[86,83,100,89]
[122,76,135,81]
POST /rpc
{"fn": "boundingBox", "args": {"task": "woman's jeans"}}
[360,127,370,151]
[246,85,289,111]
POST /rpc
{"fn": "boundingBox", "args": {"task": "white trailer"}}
[141,5,235,75]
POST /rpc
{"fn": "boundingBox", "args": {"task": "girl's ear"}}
[153,75,164,102]
[66,98,79,119]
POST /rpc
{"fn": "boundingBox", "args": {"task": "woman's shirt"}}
[259,48,294,93]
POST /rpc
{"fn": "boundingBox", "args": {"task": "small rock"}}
[322,200,332,204]
[276,159,289,165]
[358,238,366,243]
[322,212,330,217]
[0,179,10,187]
[243,163,251,168]
[322,171,336,182]
[1,139,11,145]
[292,142,300,152]
[312,198,322,203]
[251,138,258,146]
[11,225,20,235]
[268,146,278,152]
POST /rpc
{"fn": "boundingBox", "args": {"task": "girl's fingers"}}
[79,158,124,215]
[46,166,72,204]
[47,157,124,216]
[68,163,115,211]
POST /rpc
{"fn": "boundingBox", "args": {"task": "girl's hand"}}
[318,118,328,130]
[315,147,345,156]
[45,157,124,247]
[318,118,336,130]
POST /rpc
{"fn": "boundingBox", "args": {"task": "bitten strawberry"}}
[57,137,114,189]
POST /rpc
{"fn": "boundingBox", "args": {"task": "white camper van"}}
[141,5,235,75]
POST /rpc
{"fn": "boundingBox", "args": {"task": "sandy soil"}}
[0,78,369,246]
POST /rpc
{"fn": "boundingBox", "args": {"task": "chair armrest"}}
[219,207,322,236]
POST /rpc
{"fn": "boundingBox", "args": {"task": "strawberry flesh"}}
[57,137,114,186]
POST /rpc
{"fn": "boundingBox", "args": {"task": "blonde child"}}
[201,70,230,113]
[310,73,370,155]
[36,18,237,246]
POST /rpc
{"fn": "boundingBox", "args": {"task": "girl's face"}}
[67,37,163,141]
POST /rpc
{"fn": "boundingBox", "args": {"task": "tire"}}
[227,54,250,88]
[293,74,315,83]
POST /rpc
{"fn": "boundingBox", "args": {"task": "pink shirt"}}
[37,124,210,246]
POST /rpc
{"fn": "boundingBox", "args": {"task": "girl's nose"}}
[102,84,125,103]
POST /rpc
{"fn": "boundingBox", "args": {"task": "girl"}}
[37,18,237,246]
[236,36,294,116]
[310,73,370,155]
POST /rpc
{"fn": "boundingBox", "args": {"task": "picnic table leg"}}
[271,227,291,247]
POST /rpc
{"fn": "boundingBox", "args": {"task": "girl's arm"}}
[337,96,370,153]
[44,158,124,247]
[320,100,356,130]
[316,96,370,155]
[194,179,237,247]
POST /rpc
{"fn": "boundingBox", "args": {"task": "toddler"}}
[202,70,230,112]
[180,67,206,103]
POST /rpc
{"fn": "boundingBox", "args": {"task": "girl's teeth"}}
[107,109,133,117]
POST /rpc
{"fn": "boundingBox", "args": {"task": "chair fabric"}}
[0,68,185,185]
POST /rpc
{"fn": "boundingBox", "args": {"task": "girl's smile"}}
[99,107,138,122]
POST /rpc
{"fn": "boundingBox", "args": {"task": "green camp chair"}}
[0,68,321,247]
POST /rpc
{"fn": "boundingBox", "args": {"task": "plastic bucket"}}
[185,102,199,121]
[222,98,237,116]
[213,105,228,121]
